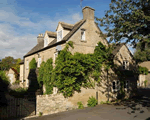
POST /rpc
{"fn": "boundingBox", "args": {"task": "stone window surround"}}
[123,60,129,70]
[124,80,130,91]
[112,80,120,92]
[81,28,86,42]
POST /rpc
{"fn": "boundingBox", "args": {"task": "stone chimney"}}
[82,6,95,20]
[37,34,44,44]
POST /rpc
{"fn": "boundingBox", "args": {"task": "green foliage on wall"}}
[54,41,112,97]
[38,58,53,94]
[138,66,148,75]
[38,41,113,97]
[29,58,37,69]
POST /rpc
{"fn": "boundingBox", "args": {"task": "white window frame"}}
[112,80,120,92]
[57,29,63,42]
[44,36,48,47]
[81,29,85,41]
[38,57,41,68]
[123,60,129,70]
[54,52,58,63]
[26,60,29,70]
[124,80,130,91]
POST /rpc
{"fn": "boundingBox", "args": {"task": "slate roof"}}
[61,22,74,30]
[47,31,57,38]
[19,60,24,64]
[24,19,86,57]
[112,43,125,56]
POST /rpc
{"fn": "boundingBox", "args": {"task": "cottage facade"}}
[138,61,150,88]
[20,6,137,103]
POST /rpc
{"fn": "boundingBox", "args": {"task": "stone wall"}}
[36,94,76,116]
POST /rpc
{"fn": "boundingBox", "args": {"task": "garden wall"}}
[36,87,108,116]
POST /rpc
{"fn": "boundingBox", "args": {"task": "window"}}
[112,80,120,92]
[57,30,63,42]
[44,37,48,47]
[26,60,29,70]
[81,29,85,41]
[38,57,41,67]
[124,80,130,90]
[123,60,129,70]
[54,52,58,62]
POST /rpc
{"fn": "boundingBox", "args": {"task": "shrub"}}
[87,96,98,107]
[77,101,84,109]
[144,80,148,87]
[39,112,43,117]
[0,71,10,85]
[138,66,148,75]
[9,87,27,98]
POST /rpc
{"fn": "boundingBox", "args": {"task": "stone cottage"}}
[20,6,137,106]
[138,61,150,88]
[6,68,19,84]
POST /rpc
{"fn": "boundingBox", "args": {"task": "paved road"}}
[25,103,150,120]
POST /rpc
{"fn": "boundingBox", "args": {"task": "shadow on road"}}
[113,88,150,119]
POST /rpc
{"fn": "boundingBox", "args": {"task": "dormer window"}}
[81,29,85,41]
[57,30,63,42]
[123,60,129,70]
[44,36,48,47]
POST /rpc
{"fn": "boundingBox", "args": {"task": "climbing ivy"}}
[53,41,112,97]
[38,41,113,97]
[29,58,37,69]
[38,58,53,94]
[138,66,148,75]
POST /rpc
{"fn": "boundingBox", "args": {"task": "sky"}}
[0,0,134,60]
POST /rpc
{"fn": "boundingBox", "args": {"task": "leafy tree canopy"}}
[12,58,22,73]
[96,0,150,48]
[0,56,22,72]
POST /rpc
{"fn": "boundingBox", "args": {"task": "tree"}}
[0,56,16,71]
[12,58,22,73]
[96,0,150,48]
[134,42,150,62]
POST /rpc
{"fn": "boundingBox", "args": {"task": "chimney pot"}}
[37,33,44,44]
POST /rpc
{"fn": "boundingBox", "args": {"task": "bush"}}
[0,71,10,85]
[144,80,148,87]
[77,101,84,109]
[87,96,98,107]
[9,87,27,98]
[39,112,43,117]
[138,66,148,75]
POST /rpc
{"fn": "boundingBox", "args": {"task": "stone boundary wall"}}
[36,94,77,116]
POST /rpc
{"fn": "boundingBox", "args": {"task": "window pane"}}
[113,82,115,90]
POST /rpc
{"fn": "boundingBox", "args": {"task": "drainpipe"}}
[107,69,109,102]
[23,57,25,88]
